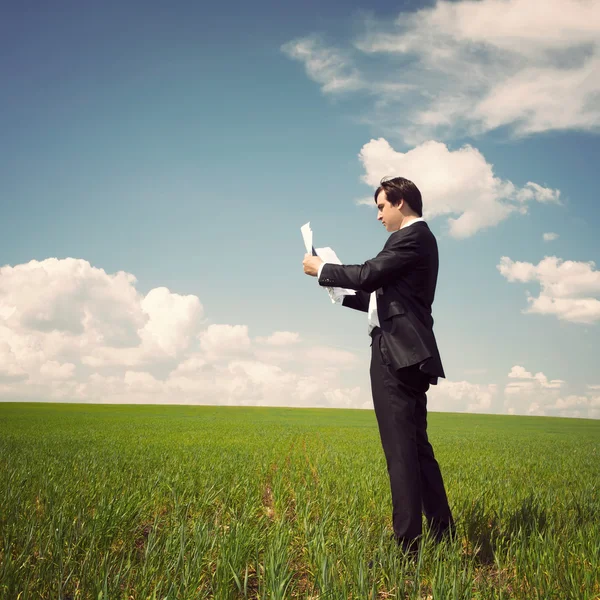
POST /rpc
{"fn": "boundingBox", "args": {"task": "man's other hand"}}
[303,254,323,277]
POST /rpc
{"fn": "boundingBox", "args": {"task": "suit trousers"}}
[369,327,453,548]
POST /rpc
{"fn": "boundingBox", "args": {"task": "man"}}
[303,176,454,553]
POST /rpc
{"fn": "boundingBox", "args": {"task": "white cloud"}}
[172,354,208,374]
[222,360,296,404]
[39,360,76,380]
[281,35,363,93]
[508,365,532,379]
[515,183,560,204]
[504,364,598,418]
[199,324,252,359]
[414,365,598,419]
[255,331,300,346]
[0,341,27,380]
[124,370,163,392]
[358,138,560,237]
[283,0,600,142]
[2,257,597,418]
[498,256,600,323]
[305,346,359,368]
[1,257,144,339]
[506,365,564,389]
[252,332,302,367]
[429,379,498,413]
[543,232,559,242]
[324,386,362,408]
[0,258,366,409]
[139,287,203,356]
[0,258,204,374]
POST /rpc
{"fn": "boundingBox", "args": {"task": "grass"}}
[0,402,599,599]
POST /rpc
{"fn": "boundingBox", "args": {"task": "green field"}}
[1,402,598,599]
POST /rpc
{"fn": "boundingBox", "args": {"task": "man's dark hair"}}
[374,176,423,217]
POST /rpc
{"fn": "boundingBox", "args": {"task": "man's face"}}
[376,190,403,232]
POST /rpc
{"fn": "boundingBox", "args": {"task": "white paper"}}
[301,222,355,304]
[300,222,313,255]
[314,246,356,303]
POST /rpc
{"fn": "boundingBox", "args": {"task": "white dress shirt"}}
[317,217,425,335]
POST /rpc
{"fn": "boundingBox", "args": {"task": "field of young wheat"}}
[0,402,598,599]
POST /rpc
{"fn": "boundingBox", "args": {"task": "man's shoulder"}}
[385,221,434,247]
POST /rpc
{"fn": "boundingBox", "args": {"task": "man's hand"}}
[303,253,323,277]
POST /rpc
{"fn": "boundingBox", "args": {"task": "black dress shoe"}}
[390,533,420,557]
[432,522,456,543]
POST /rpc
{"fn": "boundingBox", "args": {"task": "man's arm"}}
[315,261,369,310]
[318,230,420,293]
[341,292,370,312]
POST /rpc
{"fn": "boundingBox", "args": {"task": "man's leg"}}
[370,331,424,550]
[413,396,454,540]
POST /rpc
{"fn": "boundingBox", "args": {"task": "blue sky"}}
[1,0,599,417]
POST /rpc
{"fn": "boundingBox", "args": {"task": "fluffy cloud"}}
[504,364,599,418]
[1,258,597,418]
[0,258,203,376]
[0,258,363,408]
[429,379,498,413]
[281,36,363,93]
[39,360,76,380]
[357,138,560,237]
[283,0,600,142]
[408,361,600,419]
[428,364,598,419]
[305,346,359,368]
[498,256,600,323]
[0,340,27,380]
[506,365,565,396]
[199,324,252,359]
[543,232,559,242]
[255,331,300,346]
[324,386,364,408]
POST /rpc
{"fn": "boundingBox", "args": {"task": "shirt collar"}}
[400,217,425,229]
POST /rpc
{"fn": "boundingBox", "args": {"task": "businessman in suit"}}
[303,176,454,553]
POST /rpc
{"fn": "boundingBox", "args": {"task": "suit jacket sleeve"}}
[341,291,370,312]
[318,230,420,293]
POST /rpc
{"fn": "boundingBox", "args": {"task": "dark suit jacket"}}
[318,221,445,384]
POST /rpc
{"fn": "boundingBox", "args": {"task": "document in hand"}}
[301,222,356,304]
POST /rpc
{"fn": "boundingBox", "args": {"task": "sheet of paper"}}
[300,222,313,255]
[300,222,355,304]
[314,246,356,303]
